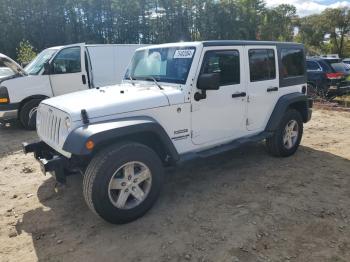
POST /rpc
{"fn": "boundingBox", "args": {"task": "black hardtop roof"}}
[202,40,304,48]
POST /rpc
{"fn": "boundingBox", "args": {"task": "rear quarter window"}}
[281,48,304,78]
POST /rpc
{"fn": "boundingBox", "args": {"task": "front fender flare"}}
[63,116,179,161]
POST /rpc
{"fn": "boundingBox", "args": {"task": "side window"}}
[201,50,240,85]
[281,48,304,77]
[306,61,320,71]
[52,47,81,74]
[249,49,276,82]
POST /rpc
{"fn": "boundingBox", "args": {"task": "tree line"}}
[0,0,349,61]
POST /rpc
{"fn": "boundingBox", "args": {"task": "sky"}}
[265,0,350,17]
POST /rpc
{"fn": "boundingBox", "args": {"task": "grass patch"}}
[334,95,350,107]
[335,95,350,102]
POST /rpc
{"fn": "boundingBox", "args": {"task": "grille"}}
[37,104,66,146]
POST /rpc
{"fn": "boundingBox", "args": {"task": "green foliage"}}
[295,7,350,57]
[322,8,350,57]
[343,40,350,57]
[260,4,296,41]
[0,0,349,58]
[16,40,37,65]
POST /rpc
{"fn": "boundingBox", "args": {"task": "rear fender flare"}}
[265,92,311,132]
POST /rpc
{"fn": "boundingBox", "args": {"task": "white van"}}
[0,43,146,129]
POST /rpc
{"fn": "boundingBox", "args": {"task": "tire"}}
[83,142,164,224]
[266,109,303,157]
[19,99,42,130]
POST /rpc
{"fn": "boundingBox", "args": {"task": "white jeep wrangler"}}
[23,41,312,224]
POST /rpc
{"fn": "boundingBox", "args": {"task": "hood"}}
[0,54,26,81]
[0,74,24,84]
[42,83,185,122]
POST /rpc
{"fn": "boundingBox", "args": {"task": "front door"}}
[191,47,247,145]
[245,46,280,131]
[49,43,89,96]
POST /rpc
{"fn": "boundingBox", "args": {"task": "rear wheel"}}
[266,109,303,157]
[19,99,42,130]
[83,142,164,224]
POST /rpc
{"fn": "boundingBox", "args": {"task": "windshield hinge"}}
[81,109,89,124]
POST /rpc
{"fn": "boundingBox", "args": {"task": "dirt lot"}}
[0,109,350,262]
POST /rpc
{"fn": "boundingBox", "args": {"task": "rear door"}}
[191,46,248,145]
[49,43,89,96]
[245,46,279,131]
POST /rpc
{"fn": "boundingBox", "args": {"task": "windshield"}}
[331,63,349,73]
[125,46,196,84]
[25,48,57,75]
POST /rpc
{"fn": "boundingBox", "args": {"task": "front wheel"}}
[19,99,42,130]
[266,109,303,157]
[83,142,164,224]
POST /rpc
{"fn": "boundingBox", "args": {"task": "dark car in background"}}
[306,57,350,100]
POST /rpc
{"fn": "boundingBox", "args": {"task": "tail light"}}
[326,72,344,80]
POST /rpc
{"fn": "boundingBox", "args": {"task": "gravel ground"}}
[0,109,350,262]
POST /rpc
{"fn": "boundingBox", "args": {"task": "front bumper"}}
[0,109,17,121]
[0,103,19,121]
[22,141,69,183]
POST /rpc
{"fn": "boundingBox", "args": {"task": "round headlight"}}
[64,117,71,130]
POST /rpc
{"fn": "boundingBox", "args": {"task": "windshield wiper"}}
[146,76,163,90]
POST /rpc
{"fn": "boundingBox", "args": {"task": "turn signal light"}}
[85,140,95,150]
[0,98,9,103]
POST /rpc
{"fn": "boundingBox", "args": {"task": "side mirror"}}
[197,73,220,90]
[43,62,51,75]
[195,73,220,101]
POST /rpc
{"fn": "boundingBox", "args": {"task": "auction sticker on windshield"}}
[174,49,195,59]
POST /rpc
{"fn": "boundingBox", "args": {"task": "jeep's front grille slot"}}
[56,119,61,144]
[37,105,65,147]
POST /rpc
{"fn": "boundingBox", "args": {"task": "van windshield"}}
[25,49,57,75]
[125,46,196,84]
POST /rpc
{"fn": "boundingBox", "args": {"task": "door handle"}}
[82,75,87,85]
[267,87,278,92]
[232,92,246,98]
